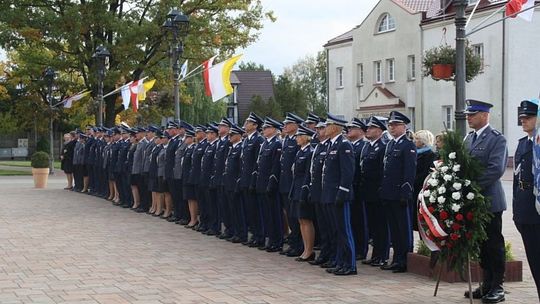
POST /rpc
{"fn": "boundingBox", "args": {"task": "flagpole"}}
[52,90,88,108]
[465,0,482,28]
[103,76,148,99]
[466,3,540,37]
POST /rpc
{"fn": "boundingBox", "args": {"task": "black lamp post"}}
[43,67,56,174]
[92,45,110,127]
[162,8,190,121]
[454,0,468,138]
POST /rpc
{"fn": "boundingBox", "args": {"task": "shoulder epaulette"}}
[491,129,502,136]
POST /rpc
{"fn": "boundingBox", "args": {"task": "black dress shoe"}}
[241,240,252,246]
[464,286,490,299]
[371,260,388,267]
[248,242,260,248]
[135,208,146,213]
[325,267,341,274]
[286,250,302,257]
[231,237,244,244]
[308,258,327,266]
[361,259,375,265]
[167,217,179,222]
[178,219,189,225]
[381,263,400,271]
[266,246,282,253]
[320,261,336,269]
[481,287,505,303]
[205,230,218,236]
[257,245,268,251]
[295,253,315,262]
[392,266,407,273]
[355,254,365,261]
[279,249,290,255]
[334,268,357,276]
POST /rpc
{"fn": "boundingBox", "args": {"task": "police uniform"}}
[463,99,508,302]
[513,100,540,301]
[164,121,182,220]
[380,111,416,273]
[255,117,283,251]
[189,126,209,231]
[213,118,233,238]
[181,130,197,207]
[321,114,356,276]
[132,128,148,210]
[139,126,159,212]
[359,116,390,266]
[200,124,220,235]
[173,122,192,224]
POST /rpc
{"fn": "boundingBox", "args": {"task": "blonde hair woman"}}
[412,130,436,230]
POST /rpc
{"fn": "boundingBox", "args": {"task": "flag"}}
[180,60,188,79]
[506,0,535,22]
[532,98,540,215]
[203,54,242,102]
[63,91,90,108]
[129,80,141,112]
[121,85,131,110]
[202,55,217,96]
[138,79,156,101]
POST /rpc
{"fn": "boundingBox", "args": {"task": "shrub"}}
[31,151,50,168]
[36,138,50,153]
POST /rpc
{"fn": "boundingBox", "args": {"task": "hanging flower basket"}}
[422,44,482,82]
[431,64,454,80]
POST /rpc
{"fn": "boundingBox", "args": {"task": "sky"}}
[240,0,380,75]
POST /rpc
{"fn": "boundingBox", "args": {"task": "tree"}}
[238,61,269,71]
[248,95,281,120]
[273,75,307,118]
[0,0,275,126]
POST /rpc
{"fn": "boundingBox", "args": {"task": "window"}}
[472,43,484,71]
[336,67,344,88]
[377,13,396,33]
[408,55,416,80]
[386,59,395,82]
[442,106,453,130]
[374,61,382,84]
[357,63,364,86]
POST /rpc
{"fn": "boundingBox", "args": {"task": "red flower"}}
[447,242,453,248]
[455,213,464,221]
[450,233,459,241]
[440,211,449,220]
[452,223,461,231]
[465,232,473,240]
[428,206,435,213]
[466,212,474,221]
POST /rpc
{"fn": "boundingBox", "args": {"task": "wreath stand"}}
[433,254,474,304]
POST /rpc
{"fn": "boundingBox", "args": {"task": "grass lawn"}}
[0,169,31,176]
[0,160,61,169]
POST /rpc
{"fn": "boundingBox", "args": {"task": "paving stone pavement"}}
[0,173,538,304]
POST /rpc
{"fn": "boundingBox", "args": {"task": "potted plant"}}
[31,151,50,188]
[422,44,482,82]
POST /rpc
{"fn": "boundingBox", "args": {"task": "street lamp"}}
[43,67,56,175]
[162,8,190,121]
[453,0,468,138]
[92,45,110,127]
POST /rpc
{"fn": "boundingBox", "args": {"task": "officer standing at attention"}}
[513,99,540,301]
[190,125,209,232]
[239,113,265,247]
[200,124,220,235]
[359,116,390,267]
[462,99,507,303]
[213,118,232,239]
[304,113,320,145]
[138,126,159,213]
[172,122,190,225]
[347,118,368,261]
[131,127,148,211]
[380,111,416,274]
[322,113,356,276]
[255,117,283,252]
[164,121,183,222]
[279,113,304,257]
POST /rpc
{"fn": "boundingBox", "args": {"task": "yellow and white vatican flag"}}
[203,54,242,102]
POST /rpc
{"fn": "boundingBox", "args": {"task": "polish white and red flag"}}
[506,0,536,22]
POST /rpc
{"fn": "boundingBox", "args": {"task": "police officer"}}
[279,113,304,257]
[322,113,356,276]
[181,127,199,228]
[165,121,183,221]
[131,127,148,211]
[359,116,390,267]
[239,113,265,247]
[348,118,368,261]
[305,113,320,145]
[513,99,540,301]
[380,111,416,273]
[213,118,232,239]
[139,125,159,213]
[463,99,508,303]
[200,124,220,235]
[223,124,246,243]
[190,125,209,232]
[172,122,191,225]
[254,117,283,252]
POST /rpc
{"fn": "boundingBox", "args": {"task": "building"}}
[227,70,275,124]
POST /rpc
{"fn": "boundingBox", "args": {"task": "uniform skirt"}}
[158,176,168,193]
[61,160,73,174]
[298,200,315,220]
[149,177,159,192]
[130,174,139,186]
[183,184,197,200]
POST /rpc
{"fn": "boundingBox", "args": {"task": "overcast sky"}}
[240,0,380,74]
[0,0,380,74]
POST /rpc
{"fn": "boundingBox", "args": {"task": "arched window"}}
[377,13,395,33]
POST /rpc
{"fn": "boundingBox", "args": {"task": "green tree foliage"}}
[248,95,282,120]
[0,0,274,126]
[238,61,269,72]
[273,74,307,118]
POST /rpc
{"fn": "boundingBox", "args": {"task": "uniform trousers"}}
[169,179,186,220]
[73,165,83,191]
[516,223,540,300]
[322,204,338,265]
[260,192,283,248]
[243,189,264,244]
[384,200,411,267]
[314,202,332,262]
[334,201,356,270]
[480,212,506,288]
[139,173,151,211]
[217,186,231,236]
[282,194,302,252]
[365,200,390,261]
[198,186,210,231]
[227,190,247,240]
[351,197,369,259]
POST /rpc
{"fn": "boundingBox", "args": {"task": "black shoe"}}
[241,240,252,246]
[178,219,189,225]
[481,287,505,303]
[257,245,268,251]
[167,217,179,222]
[355,254,365,261]
[325,267,341,274]
[371,260,388,267]
[205,230,218,236]
[266,246,282,253]
[248,241,260,248]
[219,234,232,240]
[295,253,315,262]
[279,249,290,256]
[231,237,244,244]
[334,268,357,276]
[392,266,407,273]
[135,208,146,213]
[361,259,376,265]
[286,250,302,257]
[381,263,400,271]
[320,261,336,269]
[308,258,327,266]
[121,204,131,208]
[464,286,490,299]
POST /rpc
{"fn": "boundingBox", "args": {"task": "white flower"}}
[466,192,475,200]
[429,196,436,203]
[452,192,461,200]
[438,186,446,194]
[464,179,471,187]
[449,152,456,159]
[440,240,446,246]
[452,182,462,191]
[423,190,431,197]
[452,164,461,172]
[437,196,446,204]
[441,166,449,173]
[429,179,439,187]
[451,203,461,212]
[443,174,452,182]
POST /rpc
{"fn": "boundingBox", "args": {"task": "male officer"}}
[138,125,159,212]
[223,124,246,242]
[173,122,191,224]
[359,116,390,267]
[255,117,283,252]
[513,99,540,301]
[463,99,508,303]
[279,113,303,257]
[164,121,183,222]
[239,112,265,246]
[347,118,368,261]
[380,111,416,273]
[305,113,320,145]
[190,125,209,232]
[117,125,132,207]
[322,113,356,276]
[213,118,232,239]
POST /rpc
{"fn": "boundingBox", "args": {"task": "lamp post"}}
[162,8,190,121]
[454,0,468,138]
[92,45,110,127]
[43,67,55,175]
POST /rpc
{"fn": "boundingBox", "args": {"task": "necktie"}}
[471,133,478,145]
